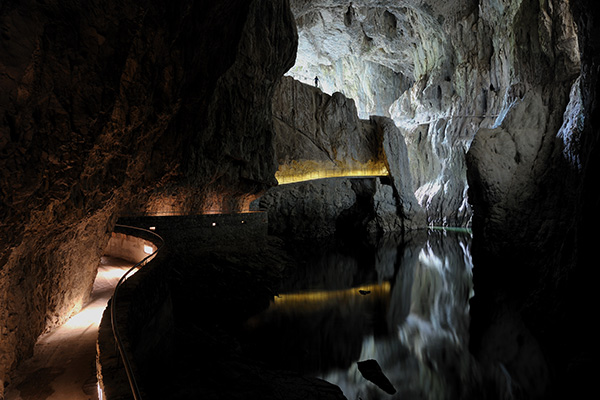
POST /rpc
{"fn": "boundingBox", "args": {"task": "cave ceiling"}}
[288,0,478,81]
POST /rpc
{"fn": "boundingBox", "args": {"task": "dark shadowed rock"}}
[357,359,396,394]
[0,0,297,393]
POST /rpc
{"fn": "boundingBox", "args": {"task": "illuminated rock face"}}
[272,76,388,184]
[268,77,425,237]
[0,0,296,393]
[287,0,580,228]
[288,0,479,226]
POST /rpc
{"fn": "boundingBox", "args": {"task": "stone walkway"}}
[5,257,132,400]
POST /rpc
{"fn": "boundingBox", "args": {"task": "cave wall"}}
[284,0,594,397]
[466,0,580,261]
[389,0,579,228]
[288,0,481,226]
[465,0,597,398]
[0,0,297,394]
[286,0,580,229]
[272,76,387,182]
[265,76,425,238]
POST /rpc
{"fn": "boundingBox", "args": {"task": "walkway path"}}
[5,257,132,400]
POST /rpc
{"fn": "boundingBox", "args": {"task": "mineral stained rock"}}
[0,0,297,393]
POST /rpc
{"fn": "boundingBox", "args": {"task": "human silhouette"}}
[314,76,319,87]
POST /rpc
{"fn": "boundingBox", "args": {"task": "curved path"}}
[5,257,133,400]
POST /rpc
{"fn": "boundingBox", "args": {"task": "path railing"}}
[110,224,165,400]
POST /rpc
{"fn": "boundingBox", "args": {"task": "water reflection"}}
[242,230,474,400]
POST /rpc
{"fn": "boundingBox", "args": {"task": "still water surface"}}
[242,230,474,400]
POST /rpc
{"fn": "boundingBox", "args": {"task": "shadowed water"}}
[241,230,474,400]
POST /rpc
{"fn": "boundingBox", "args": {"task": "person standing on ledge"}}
[314,76,319,87]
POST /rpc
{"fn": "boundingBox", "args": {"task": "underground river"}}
[240,229,474,399]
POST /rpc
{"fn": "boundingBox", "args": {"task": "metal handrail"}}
[110,224,165,400]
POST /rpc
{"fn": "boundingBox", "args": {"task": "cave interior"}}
[0,0,598,399]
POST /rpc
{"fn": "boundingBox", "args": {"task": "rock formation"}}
[287,0,480,226]
[1,0,598,398]
[0,0,296,394]
[285,0,596,397]
[466,1,599,398]
[265,77,425,238]
[272,76,387,183]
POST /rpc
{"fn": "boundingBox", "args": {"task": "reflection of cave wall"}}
[243,230,474,399]
[0,0,296,392]
[244,288,388,375]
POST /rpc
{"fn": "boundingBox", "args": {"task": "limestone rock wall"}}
[272,76,387,183]
[268,77,425,238]
[0,0,297,394]
[260,177,410,239]
[288,0,465,118]
[286,0,579,228]
[285,0,594,397]
[373,115,425,230]
[286,0,481,226]
[260,178,361,239]
[464,1,597,398]
[465,0,581,256]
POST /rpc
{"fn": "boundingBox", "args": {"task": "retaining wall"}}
[104,232,158,265]
[97,227,166,400]
[117,212,268,248]
[96,213,268,399]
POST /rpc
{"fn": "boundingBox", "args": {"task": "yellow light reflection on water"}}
[272,282,391,309]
